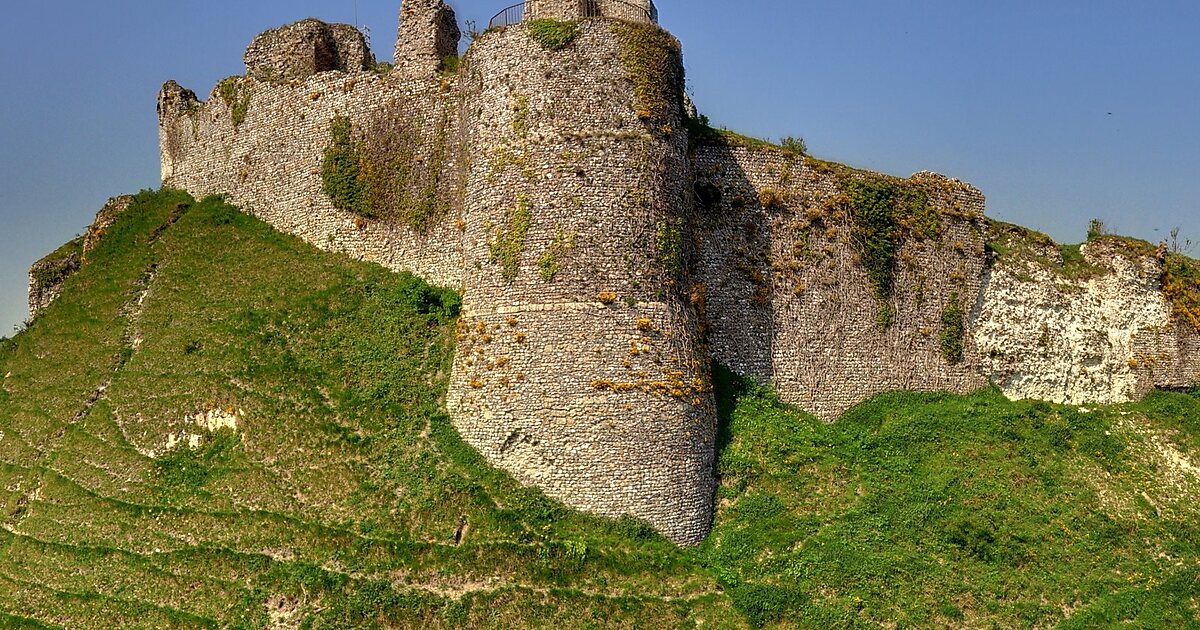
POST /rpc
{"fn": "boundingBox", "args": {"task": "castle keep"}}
[112,0,1198,544]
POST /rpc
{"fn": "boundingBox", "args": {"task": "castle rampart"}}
[140,0,1200,543]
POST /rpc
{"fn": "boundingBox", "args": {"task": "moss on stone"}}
[538,228,576,282]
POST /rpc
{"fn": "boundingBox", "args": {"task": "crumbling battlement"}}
[142,0,1199,544]
[244,18,375,82]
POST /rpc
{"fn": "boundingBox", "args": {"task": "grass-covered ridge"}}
[2,189,1198,628]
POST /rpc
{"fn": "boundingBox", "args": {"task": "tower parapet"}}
[492,0,658,28]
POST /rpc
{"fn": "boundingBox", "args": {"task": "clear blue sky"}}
[2,1,1198,334]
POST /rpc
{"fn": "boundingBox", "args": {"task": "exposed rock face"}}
[27,251,79,318]
[244,18,375,82]
[975,240,1198,405]
[28,195,137,318]
[83,195,135,259]
[394,0,460,77]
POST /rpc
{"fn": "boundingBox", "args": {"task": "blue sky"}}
[2,0,1198,334]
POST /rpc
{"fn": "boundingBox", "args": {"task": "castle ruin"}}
[93,0,1195,544]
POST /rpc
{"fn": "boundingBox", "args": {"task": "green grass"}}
[703,365,1200,628]
[2,189,1198,627]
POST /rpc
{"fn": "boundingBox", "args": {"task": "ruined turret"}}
[243,18,374,82]
[395,0,461,77]
[523,0,658,23]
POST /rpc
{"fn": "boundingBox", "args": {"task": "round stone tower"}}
[448,16,714,544]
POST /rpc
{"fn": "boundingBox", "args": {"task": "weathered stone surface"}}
[975,240,1199,404]
[450,21,712,545]
[692,147,991,420]
[244,18,375,82]
[526,0,657,23]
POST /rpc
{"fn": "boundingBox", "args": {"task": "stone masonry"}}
[244,19,375,82]
[141,0,1200,543]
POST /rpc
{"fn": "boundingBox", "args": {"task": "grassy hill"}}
[0,190,1197,628]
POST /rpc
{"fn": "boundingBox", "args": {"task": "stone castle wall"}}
[158,62,465,289]
[692,146,991,419]
[142,1,1199,543]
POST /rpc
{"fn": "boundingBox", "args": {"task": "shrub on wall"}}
[940,292,965,364]
[527,19,579,50]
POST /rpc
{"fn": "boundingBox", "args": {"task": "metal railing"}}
[488,3,525,29]
[488,0,657,30]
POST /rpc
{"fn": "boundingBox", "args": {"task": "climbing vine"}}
[611,22,682,124]
[320,107,453,231]
[488,194,533,283]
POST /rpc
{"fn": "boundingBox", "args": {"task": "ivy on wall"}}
[611,22,682,124]
[489,194,533,283]
[940,292,965,364]
[656,216,683,284]
[844,177,939,329]
[320,110,452,231]
[215,77,252,128]
[321,116,369,216]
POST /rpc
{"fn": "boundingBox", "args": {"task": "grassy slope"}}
[0,190,1197,628]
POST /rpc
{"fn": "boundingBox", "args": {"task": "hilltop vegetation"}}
[1,190,1198,628]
